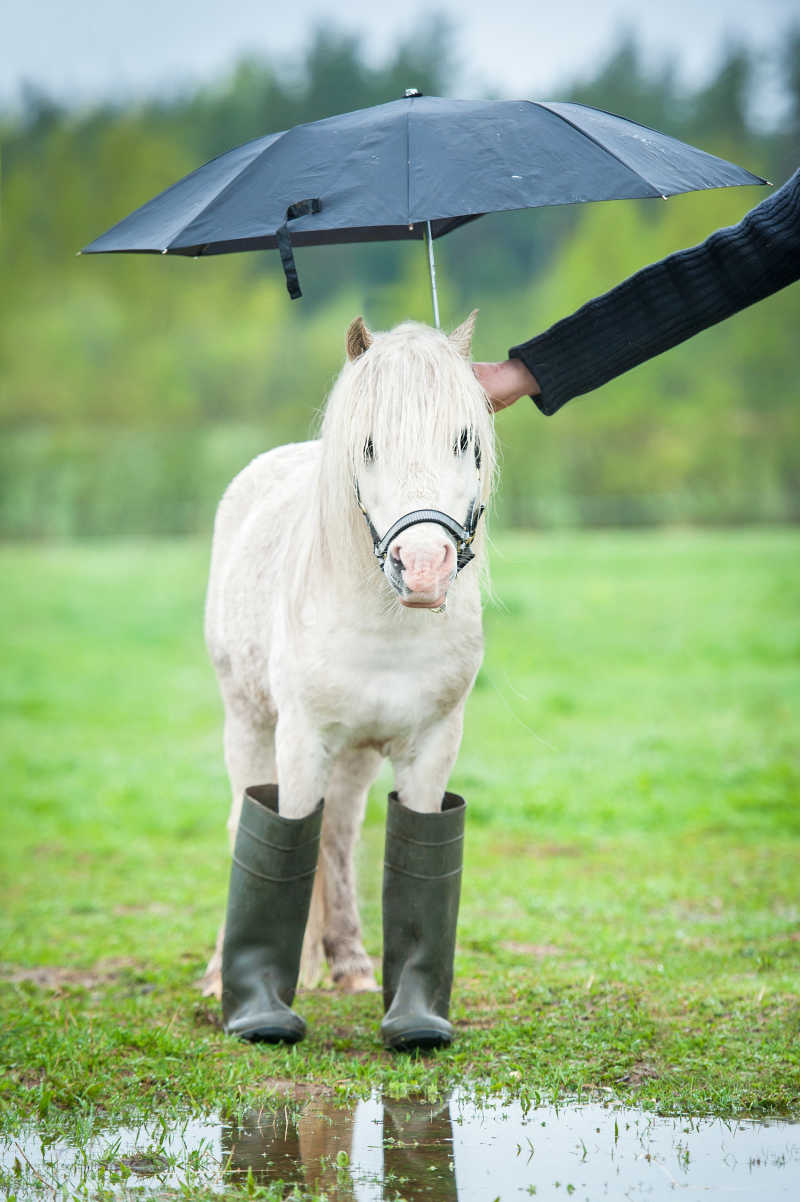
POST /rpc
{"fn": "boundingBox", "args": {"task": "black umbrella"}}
[81,90,766,324]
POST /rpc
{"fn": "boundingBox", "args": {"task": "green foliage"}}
[493,192,800,528]
[0,26,798,534]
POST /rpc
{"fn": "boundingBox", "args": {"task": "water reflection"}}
[3,1093,800,1200]
[223,1095,458,1199]
[384,1099,456,1201]
[219,1095,800,1201]
[224,1105,304,1190]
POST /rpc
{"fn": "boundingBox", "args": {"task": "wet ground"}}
[3,1093,799,1199]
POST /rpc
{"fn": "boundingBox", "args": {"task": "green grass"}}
[2,530,799,1157]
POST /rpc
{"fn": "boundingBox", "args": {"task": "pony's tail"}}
[298,860,326,989]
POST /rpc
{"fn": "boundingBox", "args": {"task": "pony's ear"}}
[346,316,373,361]
[449,309,478,358]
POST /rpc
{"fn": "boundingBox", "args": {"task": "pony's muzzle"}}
[388,528,457,608]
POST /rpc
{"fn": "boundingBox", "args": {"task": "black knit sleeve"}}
[509,168,800,416]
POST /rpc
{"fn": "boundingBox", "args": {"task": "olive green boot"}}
[222,784,322,1044]
[380,791,465,1052]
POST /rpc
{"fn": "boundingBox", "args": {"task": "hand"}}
[473,359,540,412]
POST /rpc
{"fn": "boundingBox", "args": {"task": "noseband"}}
[354,481,485,574]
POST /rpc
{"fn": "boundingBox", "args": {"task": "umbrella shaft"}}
[425,221,441,329]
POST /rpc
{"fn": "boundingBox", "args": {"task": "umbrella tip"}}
[403,88,423,98]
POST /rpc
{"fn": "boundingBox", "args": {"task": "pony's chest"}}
[288,619,482,738]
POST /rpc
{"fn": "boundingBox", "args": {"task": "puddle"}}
[3,1094,799,1199]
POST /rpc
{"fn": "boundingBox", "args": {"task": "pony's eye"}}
[454,427,481,469]
[363,436,375,463]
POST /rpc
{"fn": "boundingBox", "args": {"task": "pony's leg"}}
[223,707,279,843]
[200,708,277,999]
[299,746,382,992]
[274,706,332,819]
[391,706,465,812]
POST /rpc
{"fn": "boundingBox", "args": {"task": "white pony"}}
[202,311,495,1012]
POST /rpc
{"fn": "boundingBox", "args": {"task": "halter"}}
[354,480,485,574]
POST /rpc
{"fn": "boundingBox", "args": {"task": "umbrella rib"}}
[162,128,295,251]
[532,102,665,199]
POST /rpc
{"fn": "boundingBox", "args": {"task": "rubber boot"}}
[222,784,322,1043]
[380,790,465,1052]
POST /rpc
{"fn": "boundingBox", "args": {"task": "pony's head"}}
[317,312,495,609]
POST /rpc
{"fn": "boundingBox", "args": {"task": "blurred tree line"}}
[0,22,798,535]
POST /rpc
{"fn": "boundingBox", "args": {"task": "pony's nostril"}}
[389,541,404,567]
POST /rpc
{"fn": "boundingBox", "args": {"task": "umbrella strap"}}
[276,198,321,299]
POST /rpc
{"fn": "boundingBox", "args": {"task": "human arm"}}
[482,167,800,416]
[472,358,540,411]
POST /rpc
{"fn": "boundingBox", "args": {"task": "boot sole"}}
[237,1025,305,1045]
[384,1028,453,1053]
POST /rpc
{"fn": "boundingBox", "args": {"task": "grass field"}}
[2,530,799,1162]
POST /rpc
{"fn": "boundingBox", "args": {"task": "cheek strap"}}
[354,481,485,574]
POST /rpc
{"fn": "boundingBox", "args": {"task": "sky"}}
[3,0,798,115]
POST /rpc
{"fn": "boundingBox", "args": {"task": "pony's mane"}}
[294,320,496,600]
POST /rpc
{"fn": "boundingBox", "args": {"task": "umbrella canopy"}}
[82,92,766,313]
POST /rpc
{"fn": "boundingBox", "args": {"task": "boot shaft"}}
[382,792,465,1028]
[222,785,322,1038]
